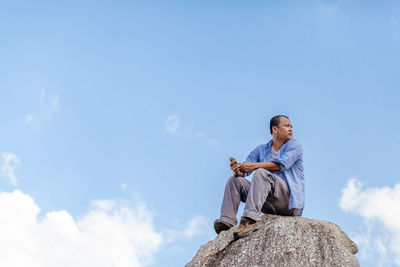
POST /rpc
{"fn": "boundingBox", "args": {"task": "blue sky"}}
[1,1,400,266]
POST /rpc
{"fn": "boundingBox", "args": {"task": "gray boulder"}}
[186,215,359,267]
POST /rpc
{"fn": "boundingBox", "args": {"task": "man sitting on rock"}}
[214,115,305,240]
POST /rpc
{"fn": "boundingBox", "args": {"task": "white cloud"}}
[166,216,208,243]
[1,152,21,185]
[317,2,339,17]
[23,90,60,127]
[340,178,400,265]
[165,115,219,146]
[207,139,219,147]
[0,190,163,267]
[165,115,180,135]
[181,216,208,239]
[390,16,399,41]
[195,131,206,138]
[50,96,60,113]
[315,2,348,35]
[40,89,46,104]
[390,16,398,25]
[24,114,33,124]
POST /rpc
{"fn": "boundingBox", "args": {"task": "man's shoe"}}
[233,217,261,240]
[214,219,233,234]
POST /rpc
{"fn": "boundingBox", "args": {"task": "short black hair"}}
[270,115,289,134]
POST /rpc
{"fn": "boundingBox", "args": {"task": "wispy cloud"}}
[166,216,208,243]
[317,2,339,17]
[390,16,399,41]
[315,2,347,35]
[390,16,398,25]
[165,115,180,135]
[0,190,163,267]
[340,178,400,266]
[207,139,219,146]
[164,114,219,147]
[23,90,60,127]
[1,153,21,185]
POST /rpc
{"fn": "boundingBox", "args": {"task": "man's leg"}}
[219,176,250,225]
[242,168,281,221]
[234,168,288,239]
[263,172,292,216]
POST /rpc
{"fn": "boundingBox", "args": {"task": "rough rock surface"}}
[186,215,359,267]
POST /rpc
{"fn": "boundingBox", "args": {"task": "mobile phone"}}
[229,157,237,164]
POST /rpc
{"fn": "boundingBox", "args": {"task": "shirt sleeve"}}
[274,140,302,171]
[243,146,260,177]
[245,146,260,163]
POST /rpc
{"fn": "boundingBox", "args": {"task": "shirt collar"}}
[265,139,273,150]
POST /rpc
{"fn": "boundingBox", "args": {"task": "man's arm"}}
[274,139,302,172]
[236,139,303,175]
[229,157,244,177]
[233,161,281,174]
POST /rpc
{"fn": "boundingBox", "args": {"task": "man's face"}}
[274,117,293,141]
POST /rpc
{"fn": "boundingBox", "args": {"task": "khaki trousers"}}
[220,168,293,225]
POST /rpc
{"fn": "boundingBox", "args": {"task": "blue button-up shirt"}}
[244,138,305,216]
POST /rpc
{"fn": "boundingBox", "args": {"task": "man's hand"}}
[230,158,244,177]
[230,159,281,177]
[233,162,258,174]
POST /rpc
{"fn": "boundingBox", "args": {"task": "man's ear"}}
[272,125,278,134]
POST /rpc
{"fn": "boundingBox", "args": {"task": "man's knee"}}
[226,176,236,185]
[252,169,274,186]
[227,176,243,187]
[254,168,271,178]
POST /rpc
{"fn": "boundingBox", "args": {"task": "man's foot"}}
[214,219,233,234]
[233,217,261,240]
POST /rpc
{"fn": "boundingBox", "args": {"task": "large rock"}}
[186,215,359,267]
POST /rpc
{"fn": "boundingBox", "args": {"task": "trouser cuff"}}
[220,216,237,226]
[242,210,261,222]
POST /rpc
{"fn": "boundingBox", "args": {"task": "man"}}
[214,115,304,240]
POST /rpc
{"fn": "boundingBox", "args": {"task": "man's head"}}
[270,115,293,141]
